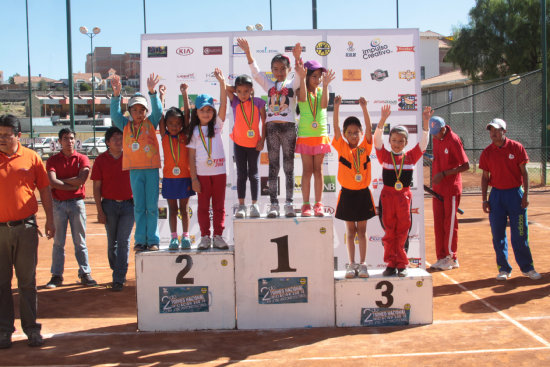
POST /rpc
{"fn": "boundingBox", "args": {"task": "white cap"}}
[487,118,506,130]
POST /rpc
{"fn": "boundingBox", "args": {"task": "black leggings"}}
[266,122,297,204]
[234,143,260,200]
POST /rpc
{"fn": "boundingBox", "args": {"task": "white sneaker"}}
[249,204,260,218]
[345,263,357,279]
[448,257,459,269]
[522,270,542,280]
[430,258,445,270]
[358,264,369,278]
[212,235,229,249]
[267,204,279,218]
[198,236,211,250]
[284,203,296,217]
[496,271,511,281]
[234,205,247,218]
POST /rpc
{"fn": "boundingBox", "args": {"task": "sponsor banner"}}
[399,70,416,81]
[341,99,359,105]
[148,46,167,58]
[176,47,194,56]
[258,277,308,304]
[345,41,357,57]
[362,39,391,60]
[396,46,415,52]
[361,307,410,327]
[159,286,209,313]
[343,69,362,81]
[203,46,222,55]
[285,45,306,53]
[398,94,417,111]
[315,41,331,56]
[370,69,388,81]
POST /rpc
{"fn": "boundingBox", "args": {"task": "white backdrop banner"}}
[141,28,424,270]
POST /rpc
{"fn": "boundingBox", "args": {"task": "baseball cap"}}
[128,93,148,110]
[486,118,506,130]
[429,116,445,135]
[195,94,215,110]
[304,60,327,73]
[390,125,409,139]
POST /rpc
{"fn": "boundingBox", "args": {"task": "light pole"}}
[80,26,101,152]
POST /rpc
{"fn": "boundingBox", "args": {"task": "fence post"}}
[472,84,476,173]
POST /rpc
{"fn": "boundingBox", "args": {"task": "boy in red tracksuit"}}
[374,105,429,277]
[425,109,469,271]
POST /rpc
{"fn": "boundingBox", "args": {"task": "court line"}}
[530,221,550,231]
[436,270,550,347]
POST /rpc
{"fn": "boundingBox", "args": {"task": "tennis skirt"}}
[162,177,196,200]
[335,186,376,222]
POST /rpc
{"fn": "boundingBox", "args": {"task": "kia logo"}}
[176,47,194,56]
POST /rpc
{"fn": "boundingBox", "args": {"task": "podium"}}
[334,268,432,327]
[234,217,336,329]
[136,248,235,331]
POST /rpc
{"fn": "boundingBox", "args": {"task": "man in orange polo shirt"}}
[0,115,55,349]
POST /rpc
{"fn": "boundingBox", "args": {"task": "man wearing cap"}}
[424,107,469,271]
[479,118,541,281]
[0,114,55,348]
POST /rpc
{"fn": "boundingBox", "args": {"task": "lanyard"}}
[390,151,405,181]
[130,120,144,142]
[352,147,361,174]
[307,89,318,121]
[168,135,180,166]
[198,126,212,158]
[239,99,255,131]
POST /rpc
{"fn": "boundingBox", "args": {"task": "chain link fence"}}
[422,69,549,192]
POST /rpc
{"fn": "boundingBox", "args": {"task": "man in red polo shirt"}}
[480,118,541,281]
[91,127,134,291]
[0,115,55,348]
[425,109,469,271]
[46,128,96,288]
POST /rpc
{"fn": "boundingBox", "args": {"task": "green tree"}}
[446,0,548,81]
[8,73,20,85]
[80,83,91,91]
[38,79,48,91]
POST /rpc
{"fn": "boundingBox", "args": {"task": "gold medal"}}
[247,129,255,138]
[131,142,140,151]
[355,174,363,182]
[311,121,318,129]
[206,158,214,166]
[172,167,181,176]
[394,180,403,191]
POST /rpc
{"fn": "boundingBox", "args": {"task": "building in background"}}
[419,31,458,81]
[85,47,140,83]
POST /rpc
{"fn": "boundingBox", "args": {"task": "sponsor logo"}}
[233,44,245,55]
[148,46,167,58]
[345,41,356,57]
[323,206,335,215]
[158,207,167,219]
[341,99,359,105]
[411,208,419,214]
[285,45,306,53]
[260,152,269,165]
[396,46,415,52]
[203,46,222,55]
[176,73,196,81]
[408,258,422,268]
[370,69,388,81]
[362,39,391,60]
[315,41,331,56]
[398,94,417,111]
[176,47,194,56]
[227,73,238,81]
[399,70,416,81]
[444,148,449,154]
[403,124,418,134]
[256,46,279,54]
[373,99,398,105]
[323,175,336,192]
[343,69,361,81]
[509,153,515,159]
[369,235,383,242]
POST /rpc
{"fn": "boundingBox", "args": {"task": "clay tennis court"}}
[2,170,550,366]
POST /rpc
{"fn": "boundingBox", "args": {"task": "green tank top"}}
[297,87,328,138]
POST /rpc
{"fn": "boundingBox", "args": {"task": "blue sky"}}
[0,0,476,81]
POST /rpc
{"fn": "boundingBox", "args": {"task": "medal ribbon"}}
[198,127,212,159]
[239,99,255,131]
[169,135,180,167]
[307,89,318,121]
[390,151,405,182]
[352,147,361,175]
[130,120,144,142]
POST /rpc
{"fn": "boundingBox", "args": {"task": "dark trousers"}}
[234,143,260,201]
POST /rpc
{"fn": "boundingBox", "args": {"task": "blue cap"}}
[195,94,215,110]
[429,116,445,135]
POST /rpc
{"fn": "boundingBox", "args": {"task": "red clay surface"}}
[2,180,550,366]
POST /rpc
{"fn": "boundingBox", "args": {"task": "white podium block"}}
[234,217,335,329]
[136,248,235,331]
[334,268,432,327]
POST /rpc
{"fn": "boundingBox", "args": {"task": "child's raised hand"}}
[237,38,250,54]
[423,106,434,122]
[359,97,368,109]
[295,58,306,78]
[147,73,160,94]
[323,69,335,87]
[159,84,166,97]
[381,104,391,120]
[334,95,342,107]
[293,43,302,60]
[111,75,122,96]
[213,68,225,84]
[180,83,189,94]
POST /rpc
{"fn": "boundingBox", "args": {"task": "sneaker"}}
[436,256,454,271]
[45,275,63,289]
[111,282,124,292]
[235,205,247,218]
[198,236,211,250]
[397,268,408,277]
[301,204,312,217]
[430,258,445,270]
[0,332,11,349]
[27,331,44,347]
[284,203,296,217]
[313,202,325,217]
[148,244,159,251]
[133,244,146,252]
[345,263,358,279]
[383,267,397,276]
[267,203,280,218]
[80,274,97,286]
[169,238,179,250]
[213,235,229,249]
[358,264,369,278]
[249,204,260,218]
[448,257,459,269]
[522,270,542,280]
[496,271,511,281]
[180,236,191,249]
